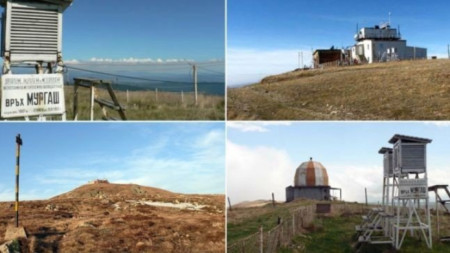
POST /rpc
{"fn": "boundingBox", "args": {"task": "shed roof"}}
[378,147,393,154]
[1,0,73,11]
[388,134,432,144]
[313,49,342,54]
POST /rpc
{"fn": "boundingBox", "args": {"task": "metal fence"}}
[227,203,365,253]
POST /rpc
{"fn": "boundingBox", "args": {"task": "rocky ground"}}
[0,183,225,252]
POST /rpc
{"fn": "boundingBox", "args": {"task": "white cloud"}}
[33,129,225,196]
[227,141,295,205]
[195,129,224,148]
[423,121,450,127]
[228,122,292,133]
[327,163,383,204]
[64,59,80,64]
[226,141,388,205]
[227,123,268,133]
[65,58,223,65]
[227,47,313,87]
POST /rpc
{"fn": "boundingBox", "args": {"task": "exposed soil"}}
[0,183,225,252]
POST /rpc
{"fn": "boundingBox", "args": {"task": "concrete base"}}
[4,225,27,241]
[286,186,331,202]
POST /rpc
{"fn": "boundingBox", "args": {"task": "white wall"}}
[351,40,427,63]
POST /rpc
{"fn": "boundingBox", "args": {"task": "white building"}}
[351,24,427,63]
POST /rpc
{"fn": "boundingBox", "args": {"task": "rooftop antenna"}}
[388,12,391,26]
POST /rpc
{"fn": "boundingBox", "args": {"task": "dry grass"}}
[0,183,225,252]
[228,59,450,120]
[65,86,224,120]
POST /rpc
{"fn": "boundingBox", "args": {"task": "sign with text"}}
[1,74,65,118]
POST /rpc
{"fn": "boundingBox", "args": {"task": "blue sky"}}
[228,0,450,86]
[0,122,225,201]
[63,0,224,61]
[1,0,225,84]
[227,122,450,204]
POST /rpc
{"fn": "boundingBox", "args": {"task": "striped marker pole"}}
[15,134,22,228]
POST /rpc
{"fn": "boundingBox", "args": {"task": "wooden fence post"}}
[260,226,263,253]
[193,64,198,105]
[365,187,368,206]
[90,85,95,121]
[292,213,295,235]
[73,80,79,121]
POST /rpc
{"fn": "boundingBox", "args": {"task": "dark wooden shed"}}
[313,49,342,68]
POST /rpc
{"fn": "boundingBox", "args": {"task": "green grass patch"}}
[227,205,290,244]
[279,215,450,253]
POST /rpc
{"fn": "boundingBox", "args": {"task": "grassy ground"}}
[227,200,316,244]
[228,201,450,252]
[64,86,224,120]
[228,59,450,120]
[0,85,224,120]
[281,214,450,253]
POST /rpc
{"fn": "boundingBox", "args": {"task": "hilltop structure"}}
[313,49,343,68]
[286,158,340,202]
[88,179,109,184]
[351,23,427,63]
[313,22,427,67]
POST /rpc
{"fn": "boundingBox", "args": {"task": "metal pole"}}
[227,197,232,211]
[382,177,386,208]
[15,134,22,228]
[193,65,198,105]
[436,190,440,240]
[272,192,275,207]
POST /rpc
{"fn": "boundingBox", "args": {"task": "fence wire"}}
[227,204,362,253]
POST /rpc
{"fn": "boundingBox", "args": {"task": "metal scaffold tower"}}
[356,134,433,250]
[390,134,432,250]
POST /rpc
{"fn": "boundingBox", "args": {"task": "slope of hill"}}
[0,182,225,252]
[51,182,175,200]
[228,59,450,120]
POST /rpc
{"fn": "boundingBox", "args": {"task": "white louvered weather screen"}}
[4,1,61,62]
